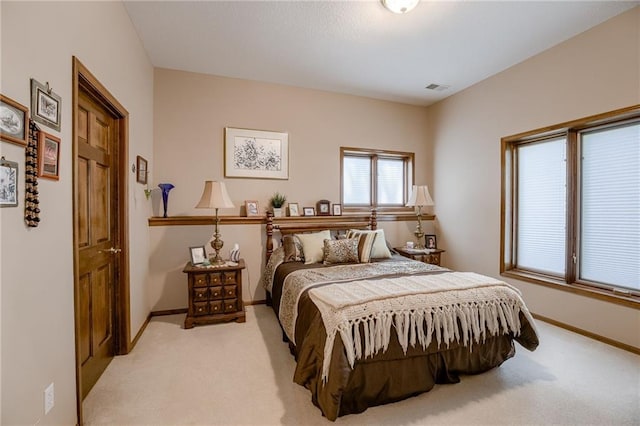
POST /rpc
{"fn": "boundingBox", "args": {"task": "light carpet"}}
[84,305,640,425]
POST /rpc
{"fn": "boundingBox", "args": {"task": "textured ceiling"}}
[124,1,637,106]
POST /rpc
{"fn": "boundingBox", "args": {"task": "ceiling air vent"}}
[425,83,450,92]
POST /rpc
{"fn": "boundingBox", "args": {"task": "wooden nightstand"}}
[394,247,445,266]
[183,259,246,329]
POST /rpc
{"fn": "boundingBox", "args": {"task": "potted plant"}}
[269,192,287,217]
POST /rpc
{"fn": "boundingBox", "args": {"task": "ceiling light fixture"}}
[381,0,420,14]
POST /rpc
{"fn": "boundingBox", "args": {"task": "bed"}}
[261,211,539,421]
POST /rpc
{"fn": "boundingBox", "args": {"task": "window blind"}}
[343,156,371,205]
[377,157,404,205]
[516,138,567,275]
[580,122,639,291]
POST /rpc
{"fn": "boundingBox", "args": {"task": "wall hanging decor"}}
[0,156,18,207]
[0,94,29,147]
[136,155,148,184]
[24,120,41,226]
[37,131,60,180]
[224,127,289,179]
[30,79,61,131]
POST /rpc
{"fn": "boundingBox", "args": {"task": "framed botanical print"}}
[288,202,300,217]
[224,127,289,179]
[0,95,28,147]
[0,157,18,207]
[189,246,207,265]
[136,155,148,184]
[31,79,61,131]
[37,132,61,180]
[245,200,260,217]
[332,203,342,216]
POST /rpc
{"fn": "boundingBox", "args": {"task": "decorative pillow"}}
[295,230,332,264]
[282,235,304,263]
[347,229,392,259]
[323,238,359,265]
[351,231,377,263]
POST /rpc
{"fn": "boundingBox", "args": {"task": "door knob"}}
[99,247,122,254]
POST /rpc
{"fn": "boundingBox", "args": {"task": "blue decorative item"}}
[158,183,174,218]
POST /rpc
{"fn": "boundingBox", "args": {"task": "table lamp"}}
[195,180,235,265]
[406,185,434,249]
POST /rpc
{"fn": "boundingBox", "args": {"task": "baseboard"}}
[130,313,152,350]
[150,308,188,316]
[532,313,640,355]
[244,299,267,306]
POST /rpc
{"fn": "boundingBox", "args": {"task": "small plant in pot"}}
[269,192,287,217]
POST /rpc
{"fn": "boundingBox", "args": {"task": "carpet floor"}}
[83,305,640,425]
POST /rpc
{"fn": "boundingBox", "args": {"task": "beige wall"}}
[1,2,154,424]
[151,69,432,309]
[427,7,640,348]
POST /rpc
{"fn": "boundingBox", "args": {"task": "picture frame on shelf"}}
[37,132,61,180]
[288,202,299,217]
[245,200,260,216]
[0,95,29,147]
[224,127,289,180]
[316,199,331,216]
[332,203,342,216]
[425,234,437,250]
[303,206,315,216]
[189,246,207,265]
[0,157,18,207]
[30,79,61,131]
[136,155,148,184]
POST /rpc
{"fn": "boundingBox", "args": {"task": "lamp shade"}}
[195,181,235,209]
[406,185,434,207]
[381,0,419,14]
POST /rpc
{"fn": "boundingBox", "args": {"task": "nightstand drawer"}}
[193,301,209,316]
[223,272,237,284]
[223,286,237,298]
[208,273,223,286]
[209,286,223,300]
[209,300,223,314]
[194,288,208,301]
[223,298,237,312]
[193,274,208,287]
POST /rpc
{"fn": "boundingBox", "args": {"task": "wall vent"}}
[425,83,451,91]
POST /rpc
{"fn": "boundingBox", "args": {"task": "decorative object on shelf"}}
[269,191,286,217]
[230,243,240,262]
[381,0,419,14]
[0,94,29,147]
[189,245,207,265]
[316,199,331,216]
[30,79,61,131]
[332,203,342,216]
[288,202,299,217]
[425,234,437,250]
[303,206,315,216]
[0,156,19,207]
[224,127,289,179]
[37,131,60,180]
[24,120,40,226]
[136,155,148,184]
[245,200,260,216]
[196,180,235,265]
[158,183,175,218]
[406,185,434,249]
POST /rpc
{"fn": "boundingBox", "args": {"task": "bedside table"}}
[182,259,246,329]
[394,247,445,266]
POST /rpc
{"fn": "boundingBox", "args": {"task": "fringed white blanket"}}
[308,272,536,383]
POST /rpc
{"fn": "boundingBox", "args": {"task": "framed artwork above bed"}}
[224,127,289,180]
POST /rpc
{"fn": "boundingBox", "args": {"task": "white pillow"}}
[348,229,392,259]
[295,230,332,264]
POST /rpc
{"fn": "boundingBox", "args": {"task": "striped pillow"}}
[347,229,392,259]
[348,231,377,263]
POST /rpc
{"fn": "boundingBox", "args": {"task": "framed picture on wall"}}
[31,79,61,131]
[136,155,148,184]
[0,95,28,147]
[37,132,61,180]
[0,157,18,207]
[224,127,289,180]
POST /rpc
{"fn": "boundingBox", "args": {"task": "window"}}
[501,106,640,305]
[341,147,414,210]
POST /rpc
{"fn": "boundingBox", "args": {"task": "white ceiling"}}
[124,1,638,106]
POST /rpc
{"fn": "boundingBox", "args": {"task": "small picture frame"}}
[303,206,315,216]
[245,200,260,216]
[37,132,61,180]
[316,199,331,216]
[0,94,29,147]
[136,155,148,184]
[288,202,299,217]
[189,246,207,265]
[31,79,61,131]
[0,157,18,207]
[332,203,342,216]
[425,235,437,250]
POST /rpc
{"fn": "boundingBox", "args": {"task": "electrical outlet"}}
[44,383,54,415]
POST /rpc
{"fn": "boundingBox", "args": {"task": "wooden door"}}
[76,89,119,398]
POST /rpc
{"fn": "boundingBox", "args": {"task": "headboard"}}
[265,209,377,263]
